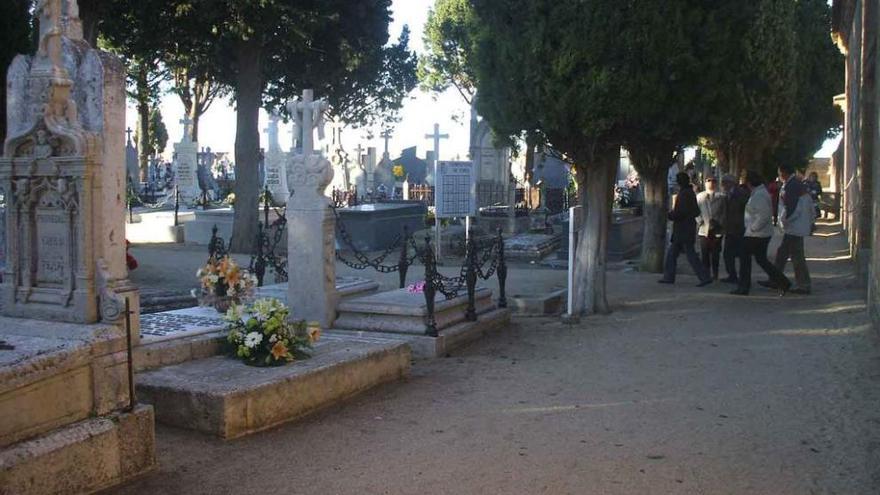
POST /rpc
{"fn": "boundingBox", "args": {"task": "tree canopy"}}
[419,0,480,104]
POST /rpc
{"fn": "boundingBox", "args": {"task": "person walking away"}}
[720,174,748,283]
[806,171,823,221]
[760,165,812,294]
[659,173,713,287]
[732,171,791,295]
[696,176,726,280]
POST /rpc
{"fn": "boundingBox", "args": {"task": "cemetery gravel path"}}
[109,222,880,495]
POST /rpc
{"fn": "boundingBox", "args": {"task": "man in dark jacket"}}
[720,174,748,283]
[659,173,712,286]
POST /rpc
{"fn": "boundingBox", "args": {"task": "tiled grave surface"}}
[140,306,224,341]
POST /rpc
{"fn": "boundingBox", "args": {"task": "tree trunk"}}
[571,145,618,316]
[190,104,201,143]
[229,40,263,254]
[640,165,669,273]
[135,64,151,182]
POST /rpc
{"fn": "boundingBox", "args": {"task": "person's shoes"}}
[720,276,738,284]
[757,280,778,289]
[730,288,749,295]
[657,279,674,284]
[696,279,713,288]
[789,287,811,295]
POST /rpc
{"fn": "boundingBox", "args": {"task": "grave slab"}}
[335,287,496,335]
[335,203,427,251]
[136,334,410,439]
[504,233,561,261]
[334,287,511,358]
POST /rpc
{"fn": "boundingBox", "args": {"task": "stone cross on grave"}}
[265,113,281,153]
[125,127,133,145]
[287,89,329,156]
[355,143,365,170]
[380,129,393,158]
[425,123,449,165]
[180,116,193,143]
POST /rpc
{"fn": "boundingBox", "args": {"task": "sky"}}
[128,0,473,163]
[127,0,840,163]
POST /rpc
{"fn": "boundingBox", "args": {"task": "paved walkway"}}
[110,222,880,494]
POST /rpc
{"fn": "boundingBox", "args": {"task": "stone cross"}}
[287,89,328,156]
[425,123,449,165]
[125,127,133,145]
[380,129,393,158]
[266,113,281,153]
[180,116,193,143]
[355,143,365,170]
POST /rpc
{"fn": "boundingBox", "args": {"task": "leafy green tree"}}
[148,107,169,157]
[472,0,626,315]
[615,0,709,273]
[763,0,843,174]
[419,0,479,105]
[1,0,33,144]
[704,0,798,177]
[189,0,415,252]
[97,0,170,179]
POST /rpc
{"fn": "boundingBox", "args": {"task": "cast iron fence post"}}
[496,227,508,308]
[398,225,410,289]
[263,185,270,226]
[423,235,438,337]
[465,228,478,322]
[253,221,266,287]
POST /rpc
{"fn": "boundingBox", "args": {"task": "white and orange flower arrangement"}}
[224,298,320,367]
[195,255,257,311]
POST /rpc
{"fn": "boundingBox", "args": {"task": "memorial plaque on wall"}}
[436,160,476,218]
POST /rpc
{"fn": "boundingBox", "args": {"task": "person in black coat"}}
[659,172,712,286]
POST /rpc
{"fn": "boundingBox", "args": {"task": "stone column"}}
[286,90,337,328]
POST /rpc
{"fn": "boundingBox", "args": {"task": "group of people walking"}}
[659,164,815,296]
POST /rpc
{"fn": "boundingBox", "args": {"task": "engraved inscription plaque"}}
[35,207,70,287]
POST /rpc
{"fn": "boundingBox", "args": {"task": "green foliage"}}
[763,0,843,172]
[419,0,479,103]
[0,0,33,143]
[148,107,169,156]
[704,0,798,172]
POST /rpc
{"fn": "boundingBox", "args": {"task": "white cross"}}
[380,129,393,157]
[287,89,329,156]
[180,116,193,142]
[424,123,449,165]
[265,114,281,152]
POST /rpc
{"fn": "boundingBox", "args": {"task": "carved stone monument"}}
[1,0,136,324]
[0,2,155,493]
[174,116,200,204]
[286,89,337,327]
[264,113,289,204]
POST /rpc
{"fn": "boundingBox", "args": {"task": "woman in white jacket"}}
[731,171,792,296]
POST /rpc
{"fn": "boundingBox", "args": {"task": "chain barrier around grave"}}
[206,187,288,287]
[332,202,507,336]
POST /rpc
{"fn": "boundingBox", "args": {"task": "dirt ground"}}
[109,222,880,494]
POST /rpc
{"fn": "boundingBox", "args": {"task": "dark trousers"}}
[699,235,723,279]
[723,233,744,280]
[774,234,811,290]
[663,239,711,283]
[737,237,791,293]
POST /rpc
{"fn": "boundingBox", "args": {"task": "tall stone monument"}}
[1,0,136,323]
[470,101,512,207]
[286,89,337,327]
[264,113,289,204]
[125,127,140,192]
[173,116,200,204]
[0,2,155,492]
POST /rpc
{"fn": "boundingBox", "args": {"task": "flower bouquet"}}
[224,298,320,367]
[195,255,257,313]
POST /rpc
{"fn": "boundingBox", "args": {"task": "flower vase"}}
[213,296,234,314]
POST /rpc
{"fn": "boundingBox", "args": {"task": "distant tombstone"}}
[174,117,200,204]
[125,127,140,192]
[365,147,377,193]
[264,113,289,204]
[470,106,511,207]
[0,0,135,323]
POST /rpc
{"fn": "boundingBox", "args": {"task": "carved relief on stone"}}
[287,154,334,197]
